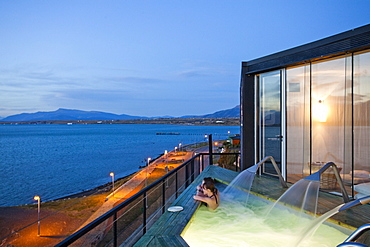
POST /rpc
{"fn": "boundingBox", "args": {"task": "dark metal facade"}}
[240,24,370,170]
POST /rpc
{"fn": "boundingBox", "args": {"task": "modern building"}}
[240,24,370,197]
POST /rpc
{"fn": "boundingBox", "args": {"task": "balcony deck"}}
[134,165,370,247]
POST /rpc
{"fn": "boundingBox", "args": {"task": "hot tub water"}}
[182,193,350,247]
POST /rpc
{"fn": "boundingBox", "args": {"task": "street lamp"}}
[146,157,151,188]
[110,172,115,196]
[147,157,151,166]
[144,158,151,209]
[34,195,41,236]
[179,143,182,152]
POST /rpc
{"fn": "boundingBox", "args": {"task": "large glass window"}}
[353,50,370,189]
[265,50,370,194]
[311,57,347,167]
[285,55,353,192]
[258,71,282,176]
[286,65,310,182]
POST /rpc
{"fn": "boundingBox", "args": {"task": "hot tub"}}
[134,165,358,247]
[182,189,352,247]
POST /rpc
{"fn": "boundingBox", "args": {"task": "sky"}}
[0,1,369,118]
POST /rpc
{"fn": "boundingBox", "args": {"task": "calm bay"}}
[0,124,239,207]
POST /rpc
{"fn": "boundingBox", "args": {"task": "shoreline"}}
[51,172,137,202]
[0,141,228,246]
[0,172,136,209]
[51,152,166,204]
[0,167,153,246]
[1,148,186,208]
[0,149,194,246]
[2,152,166,208]
[0,117,240,126]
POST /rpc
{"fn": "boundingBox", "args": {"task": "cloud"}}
[51,88,131,102]
[178,69,210,78]
[0,60,239,117]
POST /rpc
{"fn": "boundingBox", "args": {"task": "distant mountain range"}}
[182,105,240,118]
[1,106,240,122]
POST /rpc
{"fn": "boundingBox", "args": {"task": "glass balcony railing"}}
[55,152,240,247]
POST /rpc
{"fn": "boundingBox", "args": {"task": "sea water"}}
[0,124,239,207]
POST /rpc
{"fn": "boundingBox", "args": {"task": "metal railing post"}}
[185,162,190,187]
[175,171,178,199]
[208,134,213,166]
[162,180,166,214]
[113,213,117,247]
[201,154,204,171]
[143,193,147,235]
[191,159,195,182]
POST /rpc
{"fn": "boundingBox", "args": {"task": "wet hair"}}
[202,177,214,185]
[203,179,218,205]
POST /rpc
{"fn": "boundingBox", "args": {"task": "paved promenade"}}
[75,149,194,245]
[0,144,213,247]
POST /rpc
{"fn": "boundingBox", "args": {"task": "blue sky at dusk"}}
[0,1,369,118]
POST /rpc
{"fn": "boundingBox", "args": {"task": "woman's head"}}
[203,179,219,205]
[201,177,214,187]
[203,179,217,195]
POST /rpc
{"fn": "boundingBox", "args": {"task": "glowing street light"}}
[214,141,219,153]
[34,195,41,236]
[146,157,151,188]
[147,157,151,166]
[110,172,115,196]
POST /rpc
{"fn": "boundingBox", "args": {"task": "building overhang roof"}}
[242,24,370,74]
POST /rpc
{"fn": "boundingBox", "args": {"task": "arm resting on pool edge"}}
[193,195,218,210]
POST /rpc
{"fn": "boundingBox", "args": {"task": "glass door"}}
[258,70,285,177]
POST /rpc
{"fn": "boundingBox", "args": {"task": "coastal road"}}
[73,149,195,245]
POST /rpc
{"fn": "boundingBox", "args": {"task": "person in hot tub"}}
[196,177,214,196]
[193,178,220,210]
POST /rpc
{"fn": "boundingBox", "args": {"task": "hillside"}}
[1,106,240,122]
[1,108,147,122]
[181,105,240,118]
